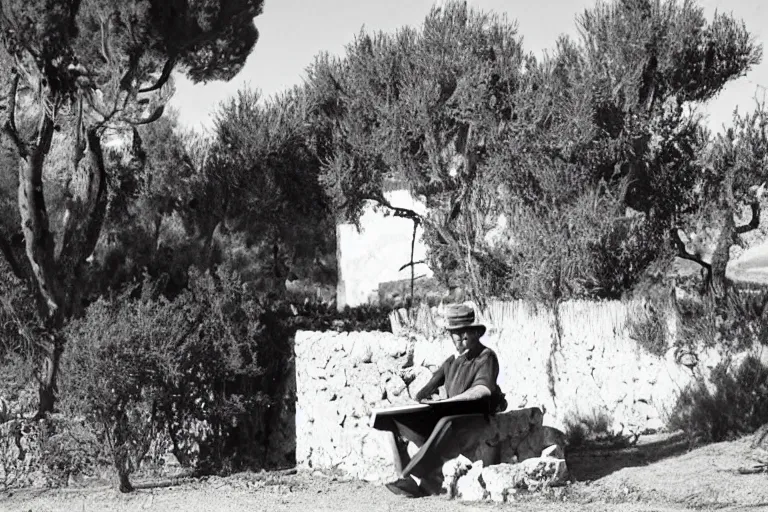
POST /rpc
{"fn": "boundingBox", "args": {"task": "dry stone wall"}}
[295,300,753,480]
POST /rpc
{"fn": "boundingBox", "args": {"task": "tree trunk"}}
[35,333,64,418]
[708,211,736,298]
[18,118,109,416]
[118,471,134,493]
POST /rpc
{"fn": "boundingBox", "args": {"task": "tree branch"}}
[399,260,426,272]
[736,202,760,234]
[138,56,176,93]
[2,72,27,158]
[671,228,712,270]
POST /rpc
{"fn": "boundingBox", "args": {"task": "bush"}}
[627,302,669,357]
[61,268,302,490]
[563,408,629,448]
[62,286,184,492]
[668,355,768,446]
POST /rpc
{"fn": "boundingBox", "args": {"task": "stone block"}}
[518,456,569,489]
[384,375,407,398]
[413,339,452,368]
[456,461,487,501]
[481,464,521,502]
[406,367,435,398]
[350,340,373,365]
[442,454,472,497]
[372,336,408,361]
[514,416,557,462]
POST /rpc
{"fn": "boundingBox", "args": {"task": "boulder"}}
[517,456,569,489]
[478,457,569,502]
[349,340,373,365]
[481,464,521,502]
[516,423,562,461]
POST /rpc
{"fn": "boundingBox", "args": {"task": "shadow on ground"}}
[566,431,690,482]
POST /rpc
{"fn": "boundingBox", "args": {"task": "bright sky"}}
[169,0,768,134]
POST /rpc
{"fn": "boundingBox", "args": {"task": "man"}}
[372,303,506,497]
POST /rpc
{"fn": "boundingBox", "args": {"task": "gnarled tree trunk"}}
[16,108,109,416]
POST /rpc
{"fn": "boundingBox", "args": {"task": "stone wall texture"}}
[295,298,764,479]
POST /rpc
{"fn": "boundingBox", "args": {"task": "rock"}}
[373,336,408,360]
[518,456,569,489]
[341,335,355,354]
[442,454,472,497]
[481,464,521,502]
[384,375,407,398]
[541,444,565,459]
[456,461,487,501]
[406,367,435,398]
[350,341,373,365]
[413,339,452,368]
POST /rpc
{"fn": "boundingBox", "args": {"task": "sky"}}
[169,0,768,134]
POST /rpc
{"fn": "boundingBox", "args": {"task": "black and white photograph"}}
[2,0,768,510]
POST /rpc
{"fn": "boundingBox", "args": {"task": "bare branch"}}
[99,17,112,64]
[399,260,426,272]
[736,202,761,234]
[139,56,176,93]
[671,228,712,270]
[2,72,26,158]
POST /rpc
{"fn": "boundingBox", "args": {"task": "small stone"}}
[384,375,407,398]
[350,341,373,364]
[406,367,435,398]
[518,456,569,489]
[456,461,487,501]
[442,455,472,497]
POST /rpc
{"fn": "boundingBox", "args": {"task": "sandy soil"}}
[3,433,768,512]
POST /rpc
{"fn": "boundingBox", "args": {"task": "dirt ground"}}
[4,432,768,512]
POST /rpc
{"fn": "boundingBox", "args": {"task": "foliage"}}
[673,101,768,297]
[307,0,760,303]
[61,282,185,491]
[675,289,768,358]
[667,355,768,446]
[627,301,670,357]
[0,0,265,416]
[206,87,337,293]
[563,408,633,449]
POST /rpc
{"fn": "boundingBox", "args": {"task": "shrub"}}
[563,408,630,448]
[627,302,669,357]
[155,269,288,474]
[667,355,768,446]
[61,287,184,492]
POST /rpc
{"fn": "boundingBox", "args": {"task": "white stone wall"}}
[336,190,432,308]
[294,300,754,480]
[295,330,434,481]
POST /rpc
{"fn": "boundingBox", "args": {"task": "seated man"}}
[372,303,506,497]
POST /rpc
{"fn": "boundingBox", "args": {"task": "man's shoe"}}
[385,477,424,498]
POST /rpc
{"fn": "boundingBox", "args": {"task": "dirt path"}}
[0,472,712,512]
[3,434,768,512]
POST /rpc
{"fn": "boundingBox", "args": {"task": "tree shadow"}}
[566,431,691,482]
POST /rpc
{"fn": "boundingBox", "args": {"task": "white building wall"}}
[336,189,433,308]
